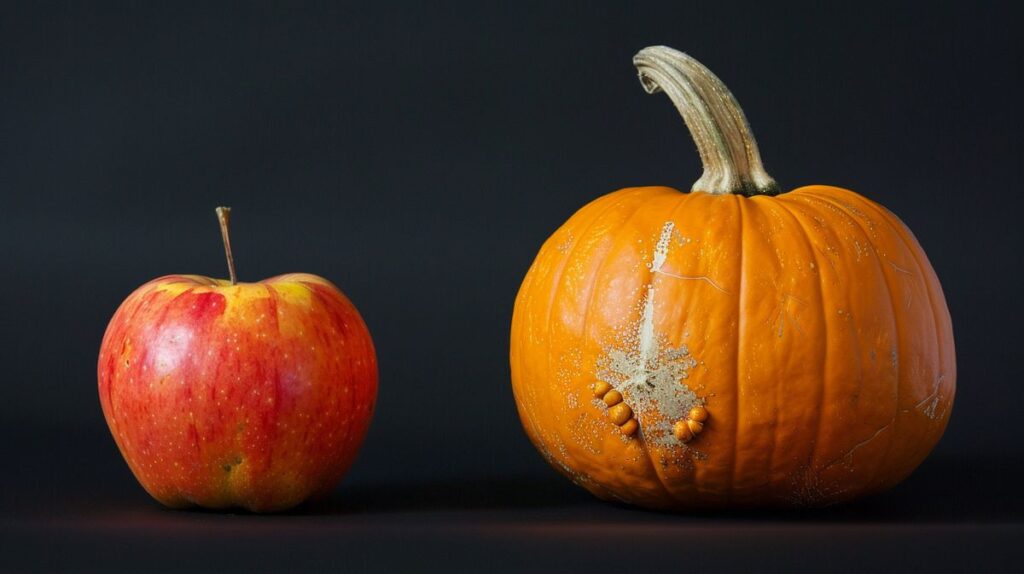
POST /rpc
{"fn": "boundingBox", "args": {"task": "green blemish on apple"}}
[222,455,243,472]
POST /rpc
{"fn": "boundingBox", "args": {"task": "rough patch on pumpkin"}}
[595,222,704,449]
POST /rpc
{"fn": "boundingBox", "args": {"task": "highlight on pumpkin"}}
[509,46,955,509]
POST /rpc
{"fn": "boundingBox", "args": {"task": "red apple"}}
[97,207,377,512]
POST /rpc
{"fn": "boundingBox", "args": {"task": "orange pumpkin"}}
[509,46,954,508]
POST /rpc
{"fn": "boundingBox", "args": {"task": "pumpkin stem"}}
[633,46,778,196]
[215,206,238,285]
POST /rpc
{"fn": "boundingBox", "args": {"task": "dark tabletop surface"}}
[2,426,1021,573]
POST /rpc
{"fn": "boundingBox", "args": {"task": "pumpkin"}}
[509,46,954,508]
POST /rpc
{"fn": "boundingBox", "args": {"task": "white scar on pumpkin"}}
[595,222,705,448]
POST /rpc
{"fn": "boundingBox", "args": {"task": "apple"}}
[97,207,377,512]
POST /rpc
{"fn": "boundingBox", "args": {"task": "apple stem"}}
[215,206,238,285]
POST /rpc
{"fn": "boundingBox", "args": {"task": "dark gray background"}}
[2,1,1021,571]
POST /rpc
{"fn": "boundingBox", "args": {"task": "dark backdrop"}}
[2,1,1021,571]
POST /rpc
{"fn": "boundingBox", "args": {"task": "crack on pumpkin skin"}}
[822,421,893,471]
[774,293,807,339]
[888,260,913,276]
[902,373,945,420]
[886,259,914,308]
[593,222,714,449]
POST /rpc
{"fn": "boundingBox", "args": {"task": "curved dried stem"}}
[634,46,778,196]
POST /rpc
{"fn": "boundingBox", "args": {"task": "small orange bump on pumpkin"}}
[603,390,623,407]
[687,419,704,435]
[687,405,708,423]
[592,381,612,399]
[673,420,694,443]
[620,418,639,437]
[607,403,633,426]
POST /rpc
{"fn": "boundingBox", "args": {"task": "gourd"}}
[509,46,955,508]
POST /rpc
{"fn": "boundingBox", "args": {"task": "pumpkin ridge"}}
[842,192,954,443]
[793,191,902,491]
[728,194,746,502]
[753,196,821,500]
[581,192,677,500]
[790,194,869,487]
[806,191,905,487]
[745,197,789,497]
[633,191,700,503]
[574,200,660,397]
[516,191,626,472]
[772,196,832,502]
[540,189,651,493]
[845,193,949,366]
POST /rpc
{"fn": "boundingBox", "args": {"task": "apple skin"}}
[98,273,377,512]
